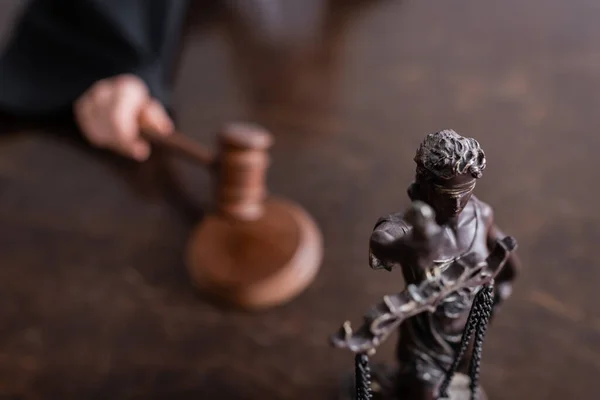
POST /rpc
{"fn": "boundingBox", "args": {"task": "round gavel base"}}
[185,197,323,310]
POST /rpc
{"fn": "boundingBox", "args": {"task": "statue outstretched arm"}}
[368,202,446,272]
[368,217,410,271]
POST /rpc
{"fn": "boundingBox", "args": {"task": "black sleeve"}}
[0,0,188,117]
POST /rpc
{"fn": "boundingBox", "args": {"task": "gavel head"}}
[214,123,273,221]
[186,122,323,310]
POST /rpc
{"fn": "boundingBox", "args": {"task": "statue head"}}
[409,129,486,223]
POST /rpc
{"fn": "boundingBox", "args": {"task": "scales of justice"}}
[329,129,521,400]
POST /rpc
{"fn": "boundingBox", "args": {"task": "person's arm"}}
[0,0,188,160]
[0,0,188,116]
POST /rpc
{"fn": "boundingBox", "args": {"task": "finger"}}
[88,79,113,105]
[130,138,151,161]
[109,78,151,159]
[107,132,150,161]
[139,99,174,135]
[108,139,149,162]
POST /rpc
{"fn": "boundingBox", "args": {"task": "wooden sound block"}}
[185,197,322,310]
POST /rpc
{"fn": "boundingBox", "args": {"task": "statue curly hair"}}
[414,129,486,180]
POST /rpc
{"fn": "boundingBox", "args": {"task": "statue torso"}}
[381,197,492,381]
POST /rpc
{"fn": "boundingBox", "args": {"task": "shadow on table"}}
[0,111,206,226]
[29,366,341,400]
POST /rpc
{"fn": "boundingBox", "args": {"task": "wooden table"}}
[1,0,599,398]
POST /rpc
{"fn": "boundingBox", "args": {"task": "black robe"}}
[0,0,189,117]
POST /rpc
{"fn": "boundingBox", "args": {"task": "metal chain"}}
[352,285,495,400]
[468,285,494,400]
[438,284,495,400]
[355,353,373,400]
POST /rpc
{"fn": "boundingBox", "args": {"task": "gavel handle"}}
[140,128,216,167]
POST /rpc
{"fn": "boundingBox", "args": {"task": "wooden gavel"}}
[139,115,323,310]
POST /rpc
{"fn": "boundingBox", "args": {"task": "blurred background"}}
[1,0,599,399]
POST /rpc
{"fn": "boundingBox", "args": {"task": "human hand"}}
[74,74,173,161]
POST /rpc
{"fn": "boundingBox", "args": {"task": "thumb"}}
[139,99,174,136]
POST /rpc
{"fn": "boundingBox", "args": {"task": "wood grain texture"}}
[1,0,599,399]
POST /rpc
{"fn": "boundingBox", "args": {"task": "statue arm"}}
[488,224,521,282]
[485,208,522,303]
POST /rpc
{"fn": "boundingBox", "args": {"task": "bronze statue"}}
[330,130,521,400]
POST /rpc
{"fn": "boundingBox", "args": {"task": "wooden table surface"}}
[1,0,599,399]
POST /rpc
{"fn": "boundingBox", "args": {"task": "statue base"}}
[339,363,487,400]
